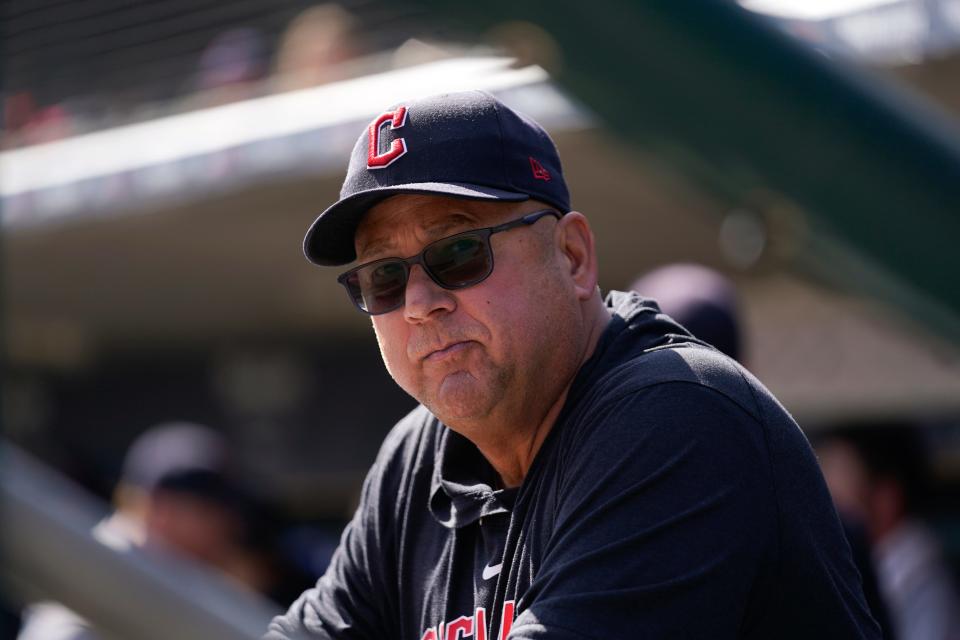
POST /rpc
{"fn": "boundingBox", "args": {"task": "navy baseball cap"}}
[303,90,571,266]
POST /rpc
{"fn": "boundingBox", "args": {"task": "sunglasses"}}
[337,209,562,315]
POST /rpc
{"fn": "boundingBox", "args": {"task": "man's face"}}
[353,195,581,429]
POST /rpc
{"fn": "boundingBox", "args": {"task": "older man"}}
[267,91,881,639]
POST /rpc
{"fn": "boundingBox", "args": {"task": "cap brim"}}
[303,182,529,266]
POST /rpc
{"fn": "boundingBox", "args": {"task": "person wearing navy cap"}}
[267,91,882,639]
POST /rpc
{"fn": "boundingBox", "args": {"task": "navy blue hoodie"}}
[267,291,881,639]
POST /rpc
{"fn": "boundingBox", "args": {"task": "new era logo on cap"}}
[302,90,571,266]
[529,157,551,181]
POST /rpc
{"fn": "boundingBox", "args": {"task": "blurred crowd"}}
[3,1,561,153]
[4,3,371,150]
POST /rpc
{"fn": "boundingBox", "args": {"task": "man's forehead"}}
[354,195,514,257]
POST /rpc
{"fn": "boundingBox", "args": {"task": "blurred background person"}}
[16,422,311,640]
[630,262,743,362]
[189,27,268,108]
[2,90,74,148]
[110,421,238,561]
[271,4,360,92]
[817,423,960,640]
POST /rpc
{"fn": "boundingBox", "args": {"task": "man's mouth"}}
[424,341,472,363]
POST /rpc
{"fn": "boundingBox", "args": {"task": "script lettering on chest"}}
[420,601,515,640]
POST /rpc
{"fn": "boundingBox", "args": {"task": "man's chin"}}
[428,372,492,424]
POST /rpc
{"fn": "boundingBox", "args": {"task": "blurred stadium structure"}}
[743,0,960,63]
[3,0,960,637]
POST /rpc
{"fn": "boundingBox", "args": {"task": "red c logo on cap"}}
[367,107,408,169]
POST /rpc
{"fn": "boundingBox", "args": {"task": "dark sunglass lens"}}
[341,271,369,311]
[424,234,491,287]
[357,260,407,313]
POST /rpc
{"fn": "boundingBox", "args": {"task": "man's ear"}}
[556,211,599,300]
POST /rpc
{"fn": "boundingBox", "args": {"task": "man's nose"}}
[403,264,456,322]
